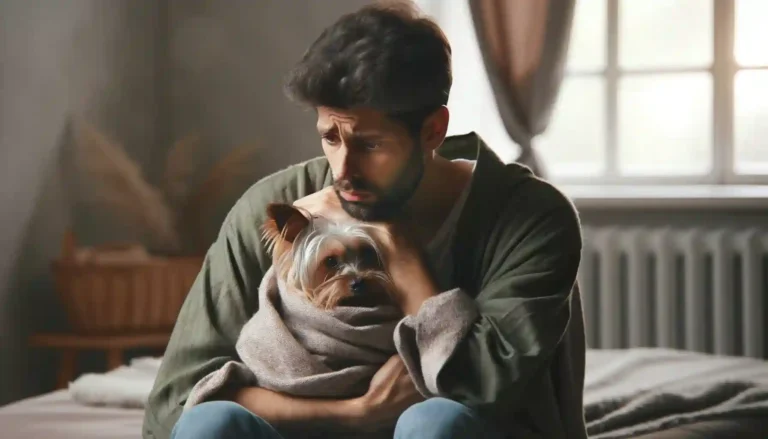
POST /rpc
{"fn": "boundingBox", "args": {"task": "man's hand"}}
[367,223,440,315]
[351,354,424,432]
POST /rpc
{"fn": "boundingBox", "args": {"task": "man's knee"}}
[395,398,501,439]
[171,401,280,439]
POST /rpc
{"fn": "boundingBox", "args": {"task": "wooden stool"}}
[29,332,170,389]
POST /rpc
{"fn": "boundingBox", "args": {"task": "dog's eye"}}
[324,256,339,269]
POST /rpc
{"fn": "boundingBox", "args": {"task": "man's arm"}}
[223,387,360,432]
[142,198,266,439]
[393,184,582,415]
[221,353,422,434]
[440,203,581,404]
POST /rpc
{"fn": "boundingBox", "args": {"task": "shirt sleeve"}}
[142,197,268,439]
[393,194,582,412]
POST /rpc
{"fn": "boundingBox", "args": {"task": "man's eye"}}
[322,135,340,146]
[363,142,380,151]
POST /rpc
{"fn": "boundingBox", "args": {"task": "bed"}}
[0,357,158,439]
[1,349,767,439]
[0,389,144,439]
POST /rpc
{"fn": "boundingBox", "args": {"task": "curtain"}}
[469,0,576,177]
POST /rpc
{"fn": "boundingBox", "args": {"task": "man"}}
[144,3,587,439]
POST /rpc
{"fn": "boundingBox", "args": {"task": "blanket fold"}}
[393,288,479,396]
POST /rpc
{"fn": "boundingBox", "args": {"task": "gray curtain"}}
[469,0,576,177]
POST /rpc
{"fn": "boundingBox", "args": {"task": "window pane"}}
[566,0,606,72]
[619,0,713,69]
[735,71,768,174]
[735,0,768,67]
[538,77,606,177]
[618,74,712,175]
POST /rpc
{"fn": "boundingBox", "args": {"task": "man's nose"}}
[334,147,357,180]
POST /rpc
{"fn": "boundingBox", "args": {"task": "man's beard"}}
[333,146,425,222]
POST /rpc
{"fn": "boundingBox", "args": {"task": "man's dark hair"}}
[284,1,452,136]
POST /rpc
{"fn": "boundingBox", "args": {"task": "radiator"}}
[579,226,768,358]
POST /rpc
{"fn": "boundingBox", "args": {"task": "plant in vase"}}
[53,119,261,334]
[71,118,261,256]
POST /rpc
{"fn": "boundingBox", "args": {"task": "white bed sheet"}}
[0,389,144,439]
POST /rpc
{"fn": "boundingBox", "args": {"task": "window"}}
[538,0,768,184]
[420,0,768,185]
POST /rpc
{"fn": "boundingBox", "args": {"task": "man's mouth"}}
[339,190,374,202]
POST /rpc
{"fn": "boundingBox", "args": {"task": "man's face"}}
[316,106,425,221]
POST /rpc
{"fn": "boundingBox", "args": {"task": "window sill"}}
[559,184,768,210]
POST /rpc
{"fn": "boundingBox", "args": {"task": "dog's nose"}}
[350,279,365,294]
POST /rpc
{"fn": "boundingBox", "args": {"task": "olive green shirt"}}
[142,133,588,439]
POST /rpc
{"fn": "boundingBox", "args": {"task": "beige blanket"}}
[185,266,403,406]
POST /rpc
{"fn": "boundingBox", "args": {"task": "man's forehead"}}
[317,112,358,129]
[316,107,388,133]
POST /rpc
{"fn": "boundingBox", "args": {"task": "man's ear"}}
[263,203,310,244]
[420,106,449,154]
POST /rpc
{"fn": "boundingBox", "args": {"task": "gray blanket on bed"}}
[584,348,768,439]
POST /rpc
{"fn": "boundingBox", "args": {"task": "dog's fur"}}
[262,203,395,310]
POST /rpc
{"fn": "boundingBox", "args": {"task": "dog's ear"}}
[264,203,310,244]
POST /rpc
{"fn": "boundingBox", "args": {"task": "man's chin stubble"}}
[338,198,400,222]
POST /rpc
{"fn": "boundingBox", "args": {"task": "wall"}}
[0,0,161,405]
[0,0,369,405]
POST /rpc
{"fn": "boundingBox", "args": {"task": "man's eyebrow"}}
[316,124,336,135]
[349,131,384,140]
[315,126,383,140]
[351,129,386,139]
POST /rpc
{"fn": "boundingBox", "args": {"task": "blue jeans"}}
[171,398,504,439]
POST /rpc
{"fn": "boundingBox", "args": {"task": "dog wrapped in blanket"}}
[184,202,404,436]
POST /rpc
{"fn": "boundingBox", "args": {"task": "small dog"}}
[185,202,404,439]
[262,202,396,310]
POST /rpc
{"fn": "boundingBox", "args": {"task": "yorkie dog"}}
[262,203,396,310]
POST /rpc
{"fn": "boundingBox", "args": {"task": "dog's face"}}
[262,203,394,310]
